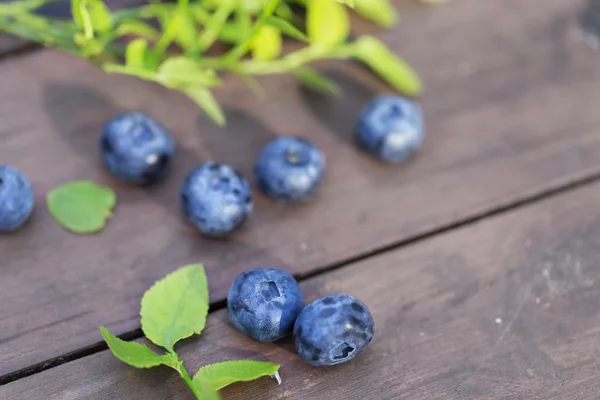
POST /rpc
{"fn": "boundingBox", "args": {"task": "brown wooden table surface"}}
[2,0,600,398]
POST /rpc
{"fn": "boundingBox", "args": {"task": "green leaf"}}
[99,326,179,369]
[140,264,210,351]
[263,16,308,42]
[154,9,189,53]
[157,58,221,87]
[173,11,197,52]
[72,0,113,35]
[337,0,355,7]
[46,181,116,234]
[193,361,281,391]
[103,63,159,81]
[194,379,221,400]
[352,35,423,96]
[197,0,235,51]
[125,38,148,68]
[116,20,160,40]
[252,26,282,61]
[184,87,226,126]
[293,67,343,97]
[307,0,349,46]
[353,0,397,27]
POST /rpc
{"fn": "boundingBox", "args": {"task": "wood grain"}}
[0,0,598,377]
[5,170,600,399]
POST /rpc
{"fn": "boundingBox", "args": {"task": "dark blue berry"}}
[0,166,34,232]
[228,268,304,342]
[100,112,175,185]
[354,95,424,163]
[294,294,374,366]
[181,162,252,237]
[254,136,325,202]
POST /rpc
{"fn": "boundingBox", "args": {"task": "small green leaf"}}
[263,16,307,42]
[173,11,197,52]
[307,0,349,46]
[184,87,226,126]
[157,57,221,87]
[99,326,179,369]
[72,0,113,34]
[352,35,423,96]
[293,67,343,97]
[140,264,210,351]
[125,39,148,68]
[116,20,160,40]
[193,361,281,391]
[103,63,159,81]
[353,0,398,27]
[252,26,282,61]
[46,181,116,234]
[154,9,188,53]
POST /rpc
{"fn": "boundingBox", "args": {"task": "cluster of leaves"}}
[100,264,281,399]
[0,0,422,125]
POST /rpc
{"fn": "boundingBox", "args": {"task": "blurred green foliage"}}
[0,0,423,125]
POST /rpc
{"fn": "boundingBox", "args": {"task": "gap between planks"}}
[2,161,600,387]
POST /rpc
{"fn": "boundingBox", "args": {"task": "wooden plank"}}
[4,171,600,399]
[0,0,598,376]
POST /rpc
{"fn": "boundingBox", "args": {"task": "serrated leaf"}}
[194,379,221,400]
[263,16,307,42]
[99,326,179,369]
[293,67,342,97]
[352,35,423,96]
[46,181,116,234]
[157,57,221,87]
[72,0,113,34]
[125,39,148,68]
[307,0,349,46]
[184,87,226,126]
[140,264,210,351]
[193,361,281,391]
[353,0,398,27]
[252,26,281,61]
[116,20,160,40]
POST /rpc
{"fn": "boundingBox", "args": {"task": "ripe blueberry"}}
[354,95,424,163]
[294,294,374,366]
[228,268,304,342]
[254,136,325,202]
[0,166,34,232]
[181,162,252,237]
[100,112,175,185]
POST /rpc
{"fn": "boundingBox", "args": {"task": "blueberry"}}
[227,268,304,342]
[354,95,424,163]
[100,112,175,185]
[181,162,252,237]
[254,136,325,202]
[294,294,374,366]
[0,166,34,232]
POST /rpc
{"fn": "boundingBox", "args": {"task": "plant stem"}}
[195,0,234,52]
[177,360,203,399]
[222,0,281,62]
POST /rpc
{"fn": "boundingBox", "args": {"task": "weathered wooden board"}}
[4,171,600,399]
[0,0,598,377]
